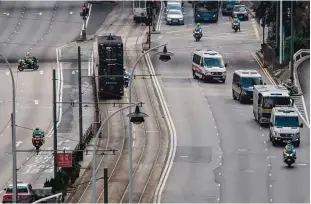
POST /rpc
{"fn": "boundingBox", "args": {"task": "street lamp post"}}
[128,44,172,203]
[0,53,17,203]
[91,102,143,203]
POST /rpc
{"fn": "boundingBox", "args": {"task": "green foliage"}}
[43,149,82,194]
[283,35,309,62]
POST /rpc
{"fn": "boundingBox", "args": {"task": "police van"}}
[232,69,263,103]
[269,107,303,147]
[192,50,227,83]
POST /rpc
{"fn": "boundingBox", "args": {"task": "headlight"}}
[205,71,211,75]
[222,72,226,75]
[179,18,183,21]
[242,91,246,95]
[167,18,171,21]
[213,14,216,18]
[197,14,200,17]
[274,132,280,137]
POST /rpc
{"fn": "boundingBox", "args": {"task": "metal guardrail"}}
[292,49,310,94]
[31,193,63,203]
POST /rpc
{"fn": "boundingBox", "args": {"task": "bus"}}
[95,34,124,99]
[133,0,147,23]
[193,1,219,23]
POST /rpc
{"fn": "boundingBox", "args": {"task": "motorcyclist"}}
[24,52,33,66]
[193,23,203,36]
[231,15,241,31]
[283,141,296,159]
[32,127,44,138]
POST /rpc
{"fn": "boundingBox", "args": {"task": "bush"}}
[43,149,82,194]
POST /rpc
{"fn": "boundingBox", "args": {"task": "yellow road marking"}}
[251,19,260,41]
[251,52,275,85]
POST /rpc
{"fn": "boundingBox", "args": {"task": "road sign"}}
[56,153,72,167]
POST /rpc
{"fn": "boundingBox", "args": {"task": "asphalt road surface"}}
[297,59,310,118]
[0,1,102,193]
[150,3,310,203]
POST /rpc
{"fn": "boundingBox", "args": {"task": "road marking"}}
[180,156,188,158]
[243,170,255,172]
[16,141,23,147]
[39,71,44,75]
[146,130,159,133]
[238,149,247,152]
[132,141,135,147]
[69,11,73,15]
[297,163,307,166]
[251,18,260,40]
[5,71,9,75]
[33,100,39,105]
[36,12,42,15]
[72,71,75,75]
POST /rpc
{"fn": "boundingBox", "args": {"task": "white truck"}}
[269,106,303,147]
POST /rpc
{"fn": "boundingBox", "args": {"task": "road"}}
[297,59,310,118]
[0,1,103,193]
[150,3,310,203]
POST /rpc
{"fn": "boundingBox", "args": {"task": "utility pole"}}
[78,46,84,159]
[276,1,279,59]
[290,1,294,83]
[104,168,108,203]
[279,0,283,63]
[53,69,58,178]
[148,4,151,49]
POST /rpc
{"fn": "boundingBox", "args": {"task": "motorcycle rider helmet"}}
[26,52,30,56]
[197,23,200,27]
[287,140,292,145]
[35,127,39,131]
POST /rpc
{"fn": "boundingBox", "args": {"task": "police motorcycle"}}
[232,22,240,32]
[32,131,45,153]
[18,56,39,71]
[193,28,203,41]
[283,145,296,167]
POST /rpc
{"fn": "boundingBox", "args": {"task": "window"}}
[134,0,139,8]
[233,73,240,84]
[167,3,181,10]
[204,57,225,67]
[140,0,145,8]
[6,186,29,193]
[168,10,182,15]
[240,77,263,87]
[234,6,246,12]
[195,2,218,11]
[193,54,201,65]
[275,116,299,127]
[262,97,291,108]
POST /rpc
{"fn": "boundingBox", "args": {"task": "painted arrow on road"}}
[16,141,23,147]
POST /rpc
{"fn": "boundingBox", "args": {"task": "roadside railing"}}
[292,49,310,95]
[31,193,63,203]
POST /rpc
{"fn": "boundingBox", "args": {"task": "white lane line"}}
[180,156,188,158]
[297,163,307,166]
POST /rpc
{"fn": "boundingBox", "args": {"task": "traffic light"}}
[80,4,89,18]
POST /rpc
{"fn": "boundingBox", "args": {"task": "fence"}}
[292,49,310,94]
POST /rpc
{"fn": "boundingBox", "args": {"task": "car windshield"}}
[6,186,29,193]
[262,97,291,109]
[275,116,299,127]
[241,77,263,87]
[168,10,182,15]
[167,4,181,10]
[195,2,218,12]
[204,57,225,67]
[234,6,246,12]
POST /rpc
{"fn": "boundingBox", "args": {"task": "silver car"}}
[232,4,248,21]
[166,9,184,25]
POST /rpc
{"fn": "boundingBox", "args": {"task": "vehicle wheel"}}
[33,65,39,70]
[239,94,244,104]
[193,70,198,79]
[235,29,237,32]
[272,139,276,146]
[18,66,24,71]
[232,90,237,100]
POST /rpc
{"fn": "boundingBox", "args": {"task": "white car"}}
[166,9,184,25]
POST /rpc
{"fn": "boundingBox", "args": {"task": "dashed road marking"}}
[16,141,23,147]
[33,100,39,105]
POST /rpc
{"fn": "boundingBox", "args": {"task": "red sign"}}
[56,153,72,167]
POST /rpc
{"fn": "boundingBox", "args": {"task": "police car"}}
[269,107,303,147]
[192,50,227,83]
